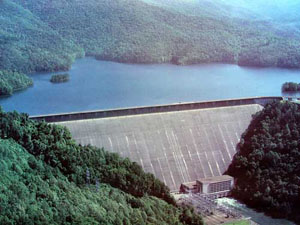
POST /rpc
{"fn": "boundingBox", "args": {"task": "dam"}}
[31,97,282,191]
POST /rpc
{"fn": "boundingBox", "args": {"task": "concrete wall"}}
[30,97,282,122]
[29,98,280,191]
[51,103,264,191]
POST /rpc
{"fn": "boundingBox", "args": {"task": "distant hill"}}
[143,0,300,22]
[141,0,259,19]
[1,0,300,75]
[10,0,239,66]
[0,0,83,73]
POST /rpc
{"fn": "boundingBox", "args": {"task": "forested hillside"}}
[0,0,82,95]
[1,0,300,74]
[0,0,83,73]
[0,70,32,96]
[227,101,300,223]
[143,0,300,24]
[10,0,239,67]
[0,108,203,224]
[14,0,300,68]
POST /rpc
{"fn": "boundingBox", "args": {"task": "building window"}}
[208,180,231,193]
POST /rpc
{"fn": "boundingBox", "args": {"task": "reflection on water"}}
[1,57,300,115]
[216,198,295,225]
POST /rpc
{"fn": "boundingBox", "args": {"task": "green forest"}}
[227,101,300,223]
[0,108,203,224]
[281,82,300,92]
[1,0,300,74]
[50,74,70,83]
[0,70,33,96]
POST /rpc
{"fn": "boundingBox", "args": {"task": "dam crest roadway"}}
[31,97,282,191]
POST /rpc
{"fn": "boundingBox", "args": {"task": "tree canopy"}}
[0,108,204,225]
[282,82,300,92]
[50,74,70,83]
[0,70,33,96]
[227,101,300,223]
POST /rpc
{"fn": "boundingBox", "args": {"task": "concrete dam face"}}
[31,97,280,191]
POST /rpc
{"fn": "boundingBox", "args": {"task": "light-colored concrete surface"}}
[56,104,263,191]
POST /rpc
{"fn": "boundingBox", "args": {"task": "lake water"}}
[1,57,300,115]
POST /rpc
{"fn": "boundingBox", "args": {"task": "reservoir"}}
[1,57,300,115]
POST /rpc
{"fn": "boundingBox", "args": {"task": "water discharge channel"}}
[216,198,295,225]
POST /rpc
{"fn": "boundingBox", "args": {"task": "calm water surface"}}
[1,57,300,115]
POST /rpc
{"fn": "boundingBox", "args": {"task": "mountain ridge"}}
[1,0,300,72]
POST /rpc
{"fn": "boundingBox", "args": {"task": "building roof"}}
[181,181,197,189]
[197,175,233,184]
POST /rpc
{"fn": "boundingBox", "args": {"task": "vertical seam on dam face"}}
[50,101,268,191]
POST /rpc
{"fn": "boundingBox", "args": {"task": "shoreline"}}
[24,55,300,77]
[93,55,300,70]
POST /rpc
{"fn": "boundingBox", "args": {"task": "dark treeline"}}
[50,74,70,83]
[282,82,300,92]
[227,101,300,223]
[0,70,33,96]
[0,108,204,225]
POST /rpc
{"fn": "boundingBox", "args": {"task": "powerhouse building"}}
[180,175,234,198]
